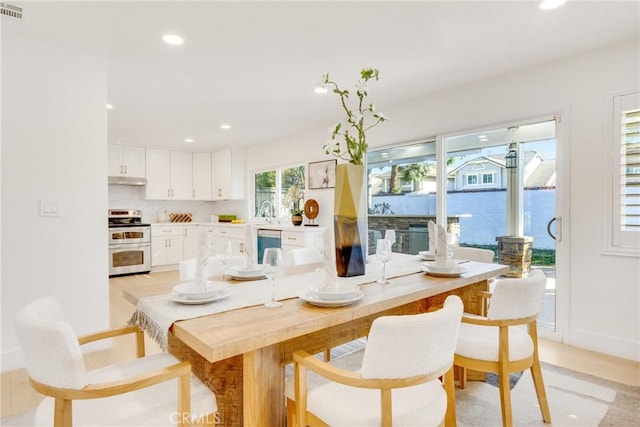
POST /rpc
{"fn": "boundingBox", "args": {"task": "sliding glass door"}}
[444,119,558,332]
[367,119,560,333]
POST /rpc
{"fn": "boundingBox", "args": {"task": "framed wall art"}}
[308,159,337,189]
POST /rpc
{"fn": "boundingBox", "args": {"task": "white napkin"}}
[243,226,256,269]
[428,220,437,254]
[435,224,449,265]
[323,227,338,290]
[194,231,210,289]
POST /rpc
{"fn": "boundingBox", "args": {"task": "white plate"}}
[168,289,231,305]
[421,265,467,277]
[422,261,463,273]
[172,281,229,300]
[309,287,360,301]
[416,252,435,261]
[228,265,265,276]
[298,289,364,307]
[225,270,266,280]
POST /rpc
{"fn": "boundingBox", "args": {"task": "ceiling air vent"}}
[0,3,22,19]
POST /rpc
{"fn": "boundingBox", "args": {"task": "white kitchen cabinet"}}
[145,149,193,200]
[281,228,324,253]
[211,147,246,200]
[108,143,145,178]
[151,225,184,266]
[182,225,201,260]
[203,225,246,256]
[170,151,193,199]
[192,152,212,200]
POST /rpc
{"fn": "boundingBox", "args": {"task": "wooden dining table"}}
[124,258,509,427]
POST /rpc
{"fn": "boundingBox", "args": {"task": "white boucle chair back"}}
[15,296,88,389]
[487,269,547,320]
[452,246,494,263]
[360,295,463,379]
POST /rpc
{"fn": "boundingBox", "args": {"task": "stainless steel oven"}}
[108,209,151,277]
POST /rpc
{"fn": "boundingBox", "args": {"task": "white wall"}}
[247,39,640,361]
[1,34,109,370]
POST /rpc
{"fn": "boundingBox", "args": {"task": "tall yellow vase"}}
[333,164,366,277]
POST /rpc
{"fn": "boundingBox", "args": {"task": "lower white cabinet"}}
[281,229,324,253]
[151,225,184,266]
[203,225,246,256]
[182,225,201,260]
[152,224,248,268]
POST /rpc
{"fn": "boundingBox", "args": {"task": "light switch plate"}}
[39,200,62,217]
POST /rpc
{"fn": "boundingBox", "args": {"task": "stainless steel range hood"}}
[108,176,147,186]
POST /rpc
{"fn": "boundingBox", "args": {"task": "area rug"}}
[3,361,637,426]
[456,362,639,426]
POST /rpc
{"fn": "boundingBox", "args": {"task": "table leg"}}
[243,345,285,426]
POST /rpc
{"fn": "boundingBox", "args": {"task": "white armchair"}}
[454,269,551,426]
[15,296,217,426]
[287,295,464,427]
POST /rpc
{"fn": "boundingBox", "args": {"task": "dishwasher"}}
[257,229,282,264]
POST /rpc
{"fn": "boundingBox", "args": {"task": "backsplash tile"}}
[108,185,247,223]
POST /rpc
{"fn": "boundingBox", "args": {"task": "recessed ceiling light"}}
[381,152,388,157]
[184,138,194,143]
[539,0,567,10]
[314,85,328,94]
[106,104,113,109]
[162,34,184,45]
[220,124,231,130]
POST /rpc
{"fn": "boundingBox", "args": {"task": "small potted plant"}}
[286,185,304,226]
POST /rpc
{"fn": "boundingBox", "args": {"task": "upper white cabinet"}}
[108,143,146,178]
[145,149,193,200]
[212,147,246,200]
[192,152,212,200]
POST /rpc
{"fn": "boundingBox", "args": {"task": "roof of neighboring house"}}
[525,159,556,187]
[448,155,505,176]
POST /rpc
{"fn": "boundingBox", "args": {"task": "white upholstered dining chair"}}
[451,246,494,263]
[15,296,217,426]
[287,295,464,427]
[454,269,551,426]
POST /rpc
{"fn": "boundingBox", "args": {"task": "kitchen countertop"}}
[151,222,325,231]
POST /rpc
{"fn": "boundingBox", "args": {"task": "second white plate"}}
[298,289,364,307]
[168,289,231,305]
[421,265,467,277]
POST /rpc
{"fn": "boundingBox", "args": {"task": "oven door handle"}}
[109,243,149,250]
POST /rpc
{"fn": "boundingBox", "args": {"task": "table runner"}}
[129,254,423,350]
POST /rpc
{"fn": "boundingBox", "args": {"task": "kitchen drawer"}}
[204,226,245,241]
[281,230,304,247]
[151,224,183,237]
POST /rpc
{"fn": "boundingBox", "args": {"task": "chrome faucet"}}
[259,200,273,223]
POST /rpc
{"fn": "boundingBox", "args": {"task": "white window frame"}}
[481,172,495,185]
[466,174,478,185]
[252,163,306,220]
[603,90,640,256]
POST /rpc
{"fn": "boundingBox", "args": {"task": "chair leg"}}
[498,371,513,427]
[530,360,552,423]
[443,367,457,427]
[458,366,467,389]
[53,398,72,427]
[286,397,295,427]
[323,348,331,362]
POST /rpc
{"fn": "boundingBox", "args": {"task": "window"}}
[482,173,494,184]
[254,165,305,219]
[606,91,640,254]
[466,174,478,185]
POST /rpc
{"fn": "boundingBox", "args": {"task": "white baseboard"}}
[567,327,640,362]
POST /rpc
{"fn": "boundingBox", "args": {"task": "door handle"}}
[547,217,561,241]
